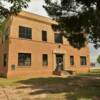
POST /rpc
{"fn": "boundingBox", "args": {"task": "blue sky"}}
[3,0,100,63]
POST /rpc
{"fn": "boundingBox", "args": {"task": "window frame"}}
[54,33,63,44]
[18,53,31,67]
[42,54,48,67]
[42,30,47,42]
[3,54,7,67]
[70,56,74,65]
[80,56,87,66]
[19,26,32,39]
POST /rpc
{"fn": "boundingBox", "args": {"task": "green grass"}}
[90,68,100,73]
[0,71,100,100]
[0,77,32,86]
[79,68,100,77]
[79,72,100,77]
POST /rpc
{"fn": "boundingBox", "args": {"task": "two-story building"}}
[0,11,90,78]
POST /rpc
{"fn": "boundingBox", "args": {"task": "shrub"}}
[0,72,6,78]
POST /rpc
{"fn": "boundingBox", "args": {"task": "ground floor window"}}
[80,56,87,65]
[18,53,31,66]
[42,54,48,66]
[3,54,7,67]
[70,56,74,65]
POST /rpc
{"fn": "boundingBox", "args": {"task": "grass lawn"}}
[0,71,100,100]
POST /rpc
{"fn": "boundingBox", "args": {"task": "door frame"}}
[53,53,65,71]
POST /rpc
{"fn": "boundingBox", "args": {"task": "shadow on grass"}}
[79,73,100,77]
[17,76,100,100]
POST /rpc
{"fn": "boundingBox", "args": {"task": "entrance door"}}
[55,54,64,71]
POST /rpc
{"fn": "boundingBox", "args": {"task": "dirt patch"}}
[0,85,48,100]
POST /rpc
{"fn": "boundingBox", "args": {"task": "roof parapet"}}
[18,11,58,25]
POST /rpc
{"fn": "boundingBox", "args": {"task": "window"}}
[2,27,9,44]
[3,54,7,67]
[19,26,32,39]
[55,33,63,43]
[42,30,47,41]
[42,54,48,66]
[80,56,87,65]
[4,27,9,40]
[70,56,74,65]
[18,53,31,66]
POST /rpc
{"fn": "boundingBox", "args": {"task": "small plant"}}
[0,72,6,78]
[97,55,100,64]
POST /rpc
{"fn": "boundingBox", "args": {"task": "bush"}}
[0,72,6,78]
[97,55,100,64]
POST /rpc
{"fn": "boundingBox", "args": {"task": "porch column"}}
[64,54,68,70]
[53,53,56,70]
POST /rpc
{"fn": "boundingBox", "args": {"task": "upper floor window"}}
[18,53,31,66]
[42,54,48,66]
[70,56,74,65]
[42,30,47,41]
[2,27,10,44]
[55,33,63,44]
[80,56,87,65]
[19,26,32,39]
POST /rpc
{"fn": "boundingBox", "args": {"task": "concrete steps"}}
[53,70,75,76]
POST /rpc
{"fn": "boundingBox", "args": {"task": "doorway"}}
[55,54,64,71]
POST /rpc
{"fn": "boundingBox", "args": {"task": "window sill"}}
[55,43,63,44]
[80,65,87,66]
[17,66,31,68]
[43,65,48,68]
[42,41,48,42]
[19,38,32,41]
[70,65,75,67]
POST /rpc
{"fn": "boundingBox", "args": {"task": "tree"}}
[0,0,30,19]
[97,55,100,64]
[0,0,30,33]
[44,0,100,49]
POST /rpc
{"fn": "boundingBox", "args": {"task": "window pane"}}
[3,54,7,67]
[70,56,74,65]
[55,33,63,43]
[18,53,31,66]
[43,54,48,66]
[80,56,87,65]
[42,31,47,41]
[19,26,32,39]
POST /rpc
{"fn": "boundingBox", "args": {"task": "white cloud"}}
[24,0,48,17]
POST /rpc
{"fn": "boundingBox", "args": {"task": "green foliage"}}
[0,0,30,37]
[0,23,2,37]
[44,0,100,49]
[0,22,3,31]
[0,0,30,18]
[0,24,2,32]
[97,55,100,64]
